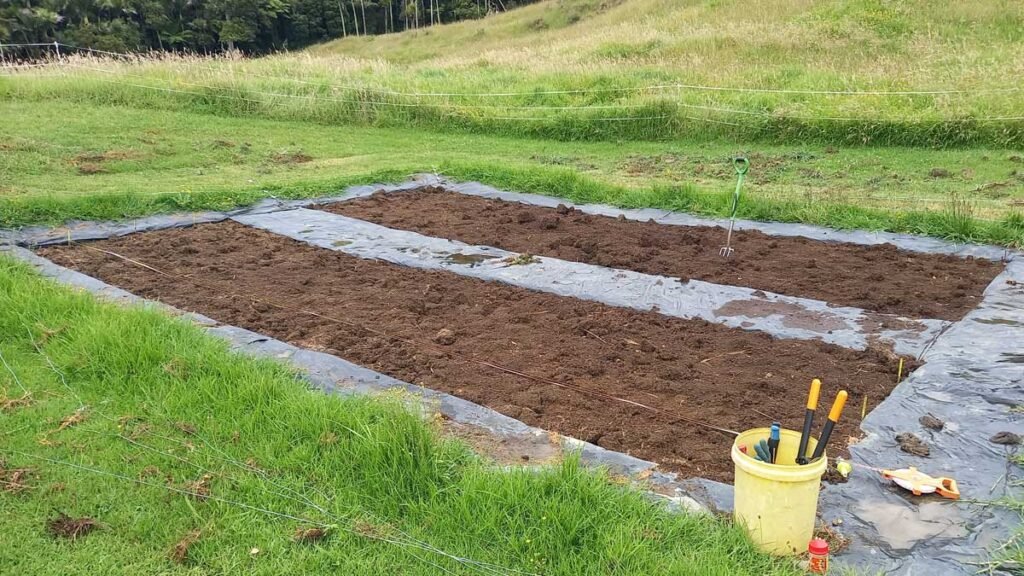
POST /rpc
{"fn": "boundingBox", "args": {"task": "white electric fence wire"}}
[12,42,1022,97]
[57,63,677,122]
[0,347,30,396]
[3,43,1023,122]
[14,58,1024,123]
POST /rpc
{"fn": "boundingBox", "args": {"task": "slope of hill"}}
[3,0,1023,147]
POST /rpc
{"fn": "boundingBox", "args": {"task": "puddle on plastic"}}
[331,240,352,247]
[853,500,967,550]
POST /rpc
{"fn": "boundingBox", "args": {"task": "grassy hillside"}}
[3,0,1023,147]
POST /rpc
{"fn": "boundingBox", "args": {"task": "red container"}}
[808,538,829,573]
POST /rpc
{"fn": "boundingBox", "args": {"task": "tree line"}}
[0,0,538,56]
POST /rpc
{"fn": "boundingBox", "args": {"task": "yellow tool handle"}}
[807,379,821,410]
[828,390,848,422]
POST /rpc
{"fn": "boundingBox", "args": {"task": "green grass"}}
[2,100,1023,246]
[0,256,801,575]
[2,2,1022,572]
[985,450,1024,574]
[4,0,1022,147]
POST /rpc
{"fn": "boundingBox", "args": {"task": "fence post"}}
[54,41,61,59]
[0,43,5,64]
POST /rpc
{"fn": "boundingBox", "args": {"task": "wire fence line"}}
[31,63,677,123]
[3,41,1022,97]
[6,57,1024,124]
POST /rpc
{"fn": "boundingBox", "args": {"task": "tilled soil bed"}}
[41,222,909,482]
[323,187,1003,321]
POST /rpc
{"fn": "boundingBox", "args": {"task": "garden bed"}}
[40,222,910,482]
[322,187,1003,320]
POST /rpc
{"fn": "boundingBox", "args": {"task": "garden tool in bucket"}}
[720,157,750,257]
[732,427,826,554]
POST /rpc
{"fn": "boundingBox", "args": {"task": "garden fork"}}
[719,156,749,258]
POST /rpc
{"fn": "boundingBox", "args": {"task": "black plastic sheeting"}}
[2,176,1021,574]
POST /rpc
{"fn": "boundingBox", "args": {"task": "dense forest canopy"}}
[0,0,539,55]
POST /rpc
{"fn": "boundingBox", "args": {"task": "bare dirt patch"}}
[269,150,313,165]
[293,526,328,543]
[439,416,563,466]
[70,149,139,175]
[323,188,1002,321]
[47,512,100,540]
[42,223,911,482]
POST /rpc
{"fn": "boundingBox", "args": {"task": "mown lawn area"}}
[2,100,1022,246]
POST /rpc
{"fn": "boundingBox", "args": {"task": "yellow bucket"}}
[731,427,826,555]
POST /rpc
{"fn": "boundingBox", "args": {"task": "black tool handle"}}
[797,409,815,465]
[797,379,821,465]
[809,420,834,461]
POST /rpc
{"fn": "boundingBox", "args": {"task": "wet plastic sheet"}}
[813,258,1024,574]
[233,208,947,356]
[3,176,1022,574]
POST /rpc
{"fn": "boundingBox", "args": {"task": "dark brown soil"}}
[323,188,1002,321]
[41,223,910,482]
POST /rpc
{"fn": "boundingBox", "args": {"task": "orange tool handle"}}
[937,477,960,500]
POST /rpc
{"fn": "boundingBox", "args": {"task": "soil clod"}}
[919,413,945,431]
[433,328,457,346]
[989,431,1021,445]
[822,462,850,484]
[47,512,100,540]
[895,433,930,456]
